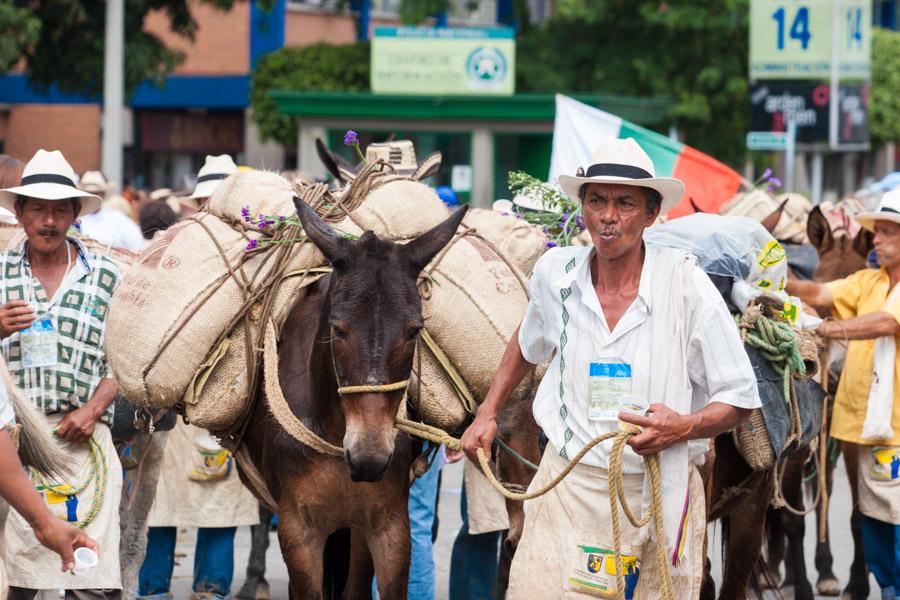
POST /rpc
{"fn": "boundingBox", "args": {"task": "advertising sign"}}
[371,27,515,96]
[749,82,869,146]
[749,0,871,80]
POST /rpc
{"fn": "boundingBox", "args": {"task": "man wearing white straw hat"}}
[789,188,900,600]
[0,150,123,599]
[180,154,237,212]
[460,137,758,598]
[75,171,146,252]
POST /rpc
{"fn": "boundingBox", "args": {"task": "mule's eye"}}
[331,324,348,340]
[406,326,422,342]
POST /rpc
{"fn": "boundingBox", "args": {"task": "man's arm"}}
[817,311,900,340]
[620,402,752,456]
[459,327,534,462]
[786,279,834,313]
[0,429,99,571]
[55,378,118,444]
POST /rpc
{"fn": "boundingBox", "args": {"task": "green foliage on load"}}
[0,0,243,97]
[516,0,750,167]
[870,28,900,144]
[250,43,370,148]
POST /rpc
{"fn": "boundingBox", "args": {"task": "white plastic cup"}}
[618,395,649,434]
[72,547,98,575]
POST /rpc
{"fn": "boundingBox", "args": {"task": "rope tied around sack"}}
[30,436,108,529]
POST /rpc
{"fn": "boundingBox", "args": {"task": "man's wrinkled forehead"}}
[873,220,900,235]
[580,182,648,201]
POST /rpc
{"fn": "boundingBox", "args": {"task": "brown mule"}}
[240,200,467,600]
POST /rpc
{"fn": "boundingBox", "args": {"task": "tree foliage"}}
[517,0,750,167]
[250,43,370,148]
[870,27,900,144]
[0,0,237,97]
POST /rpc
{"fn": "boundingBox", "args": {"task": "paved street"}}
[170,455,879,599]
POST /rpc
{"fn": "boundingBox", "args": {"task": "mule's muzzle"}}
[345,449,393,482]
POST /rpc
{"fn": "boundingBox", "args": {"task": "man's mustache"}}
[37,229,60,237]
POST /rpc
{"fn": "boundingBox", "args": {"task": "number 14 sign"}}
[750,0,871,80]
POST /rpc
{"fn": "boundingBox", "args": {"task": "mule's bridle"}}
[329,330,411,397]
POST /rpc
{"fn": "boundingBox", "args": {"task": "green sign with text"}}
[371,27,516,96]
[749,0,871,80]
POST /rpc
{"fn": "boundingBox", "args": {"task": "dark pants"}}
[9,588,121,600]
[138,526,236,598]
[449,483,501,600]
[861,513,900,599]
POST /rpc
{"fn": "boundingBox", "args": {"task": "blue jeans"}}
[138,526,237,598]
[449,483,501,600]
[862,514,900,598]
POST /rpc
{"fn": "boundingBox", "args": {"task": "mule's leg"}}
[843,443,871,600]
[368,511,411,600]
[815,438,841,596]
[759,506,786,588]
[340,529,374,600]
[717,478,773,600]
[236,504,274,600]
[781,463,814,600]
[278,507,326,600]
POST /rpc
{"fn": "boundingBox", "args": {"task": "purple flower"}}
[575,215,585,229]
[72,220,81,232]
[546,241,558,248]
[278,216,287,222]
[343,130,359,146]
[766,184,774,192]
[769,177,782,188]
[762,168,772,180]
[241,206,251,221]
[245,239,258,252]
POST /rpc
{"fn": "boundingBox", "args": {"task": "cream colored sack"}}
[462,208,548,275]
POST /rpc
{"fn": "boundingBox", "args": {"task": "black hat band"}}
[197,173,229,184]
[584,163,653,180]
[20,173,77,188]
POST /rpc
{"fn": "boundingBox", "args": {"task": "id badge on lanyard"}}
[20,313,58,369]
[588,359,632,421]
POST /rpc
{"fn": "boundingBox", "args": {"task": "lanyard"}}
[24,240,73,315]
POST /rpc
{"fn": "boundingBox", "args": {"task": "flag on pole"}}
[549,94,743,218]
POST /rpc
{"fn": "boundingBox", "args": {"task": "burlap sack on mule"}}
[462,208,548,275]
[107,171,326,410]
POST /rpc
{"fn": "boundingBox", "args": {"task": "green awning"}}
[270,92,672,127]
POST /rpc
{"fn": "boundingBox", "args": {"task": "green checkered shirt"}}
[0,238,121,425]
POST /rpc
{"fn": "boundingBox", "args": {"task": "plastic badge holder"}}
[618,395,649,434]
[72,547,98,575]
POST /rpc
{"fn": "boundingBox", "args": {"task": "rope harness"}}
[31,436,108,529]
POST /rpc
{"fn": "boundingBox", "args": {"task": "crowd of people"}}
[0,139,898,600]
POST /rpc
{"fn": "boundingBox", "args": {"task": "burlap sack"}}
[462,208,548,275]
[107,172,326,409]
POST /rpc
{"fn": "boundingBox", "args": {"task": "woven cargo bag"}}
[106,172,326,410]
[462,208,548,275]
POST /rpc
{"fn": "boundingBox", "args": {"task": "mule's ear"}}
[689,198,703,214]
[760,198,789,235]
[807,206,833,252]
[293,196,349,266]
[412,152,442,181]
[853,227,875,259]
[403,206,468,273]
[315,138,345,185]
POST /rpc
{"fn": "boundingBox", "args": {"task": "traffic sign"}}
[747,131,789,150]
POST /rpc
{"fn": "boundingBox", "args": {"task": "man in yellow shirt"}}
[789,188,900,600]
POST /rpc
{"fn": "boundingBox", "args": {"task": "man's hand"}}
[55,405,99,444]
[0,300,35,339]
[460,411,498,463]
[619,403,690,456]
[32,514,99,572]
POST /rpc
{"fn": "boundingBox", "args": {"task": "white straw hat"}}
[558,137,685,215]
[185,155,237,201]
[855,189,900,232]
[0,149,101,215]
[79,170,110,194]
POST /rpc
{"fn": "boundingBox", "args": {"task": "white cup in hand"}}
[72,547,98,575]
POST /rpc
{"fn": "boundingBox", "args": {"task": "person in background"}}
[0,149,123,599]
[138,200,179,240]
[75,171,147,252]
[0,156,24,244]
[138,155,258,600]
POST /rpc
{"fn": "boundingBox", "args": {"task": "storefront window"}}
[493,133,552,201]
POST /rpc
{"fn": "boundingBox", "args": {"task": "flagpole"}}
[101,0,124,189]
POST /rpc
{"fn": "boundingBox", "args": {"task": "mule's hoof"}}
[817,577,841,596]
[757,573,780,590]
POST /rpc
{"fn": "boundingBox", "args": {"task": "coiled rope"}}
[30,436,108,529]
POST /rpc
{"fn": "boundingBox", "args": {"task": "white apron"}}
[5,415,122,590]
[507,444,705,600]
[147,420,259,528]
[464,459,510,534]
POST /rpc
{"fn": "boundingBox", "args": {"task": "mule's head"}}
[807,205,873,281]
[295,197,467,482]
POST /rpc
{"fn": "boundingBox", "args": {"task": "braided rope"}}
[31,436,107,529]
[337,380,410,395]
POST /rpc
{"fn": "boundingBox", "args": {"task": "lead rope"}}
[261,320,674,600]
